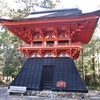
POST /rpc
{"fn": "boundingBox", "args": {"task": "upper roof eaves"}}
[0,8,100,21]
[26,8,82,19]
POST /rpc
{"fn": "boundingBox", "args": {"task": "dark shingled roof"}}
[26,8,100,19]
[26,8,82,19]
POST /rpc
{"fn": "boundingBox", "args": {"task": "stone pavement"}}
[0,86,100,100]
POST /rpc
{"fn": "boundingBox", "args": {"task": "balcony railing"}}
[20,43,81,48]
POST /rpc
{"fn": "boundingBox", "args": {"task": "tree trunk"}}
[92,54,96,84]
[81,48,85,80]
[97,49,100,83]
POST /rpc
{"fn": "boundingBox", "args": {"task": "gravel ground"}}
[0,86,100,100]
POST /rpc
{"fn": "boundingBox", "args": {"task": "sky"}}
[7,0,100,13]
[60,0,100,13]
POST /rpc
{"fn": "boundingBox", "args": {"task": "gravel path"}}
[0,86,100,100]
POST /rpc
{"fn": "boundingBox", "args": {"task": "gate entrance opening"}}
[41,65,54,90]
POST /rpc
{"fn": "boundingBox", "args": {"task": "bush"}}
[0,79,5,85]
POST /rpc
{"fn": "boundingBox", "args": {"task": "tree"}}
[76,32,100,87]
[0,0,10,18]
[14,0,61,11]
[0,29,27,82]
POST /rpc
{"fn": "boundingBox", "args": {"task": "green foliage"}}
[15,0,59,10]
[87,85,100,90]
[76,31,100,88]
[0,0,10,18]
[0,79,5,85]
[8,9,29,19]
[0,28,26,80]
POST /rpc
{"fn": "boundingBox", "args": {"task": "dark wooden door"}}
[41,65,54,90]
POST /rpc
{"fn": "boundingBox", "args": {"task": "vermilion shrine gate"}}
[0,8,100,93]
